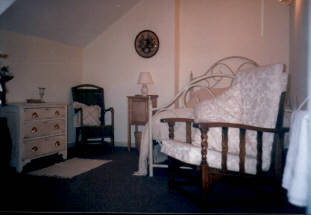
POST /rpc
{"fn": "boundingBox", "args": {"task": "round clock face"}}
[135,30,159,58]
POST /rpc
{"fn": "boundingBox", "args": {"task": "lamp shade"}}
[278,0,292,6]
[137,72,154,84]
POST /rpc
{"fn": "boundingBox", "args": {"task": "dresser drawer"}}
[24,119,65,138]
[23,135,66,160]
[24,107,65,121]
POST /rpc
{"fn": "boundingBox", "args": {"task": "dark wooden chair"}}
[71,84,114,153]
[161,92,289,209]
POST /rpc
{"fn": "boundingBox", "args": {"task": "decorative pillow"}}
[232,63,288,166]
[192,82,243,154]
[73,102,101,127]
[191,64,288,169]
[234,64,287,128]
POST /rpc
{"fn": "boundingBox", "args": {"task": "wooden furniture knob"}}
[55,141,60,147]
[55,110,60,116]
[32,112,39,119]
[32,146,38,152]
[54,124,60,129]
[31,127,38,133]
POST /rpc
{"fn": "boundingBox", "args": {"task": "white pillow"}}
[193,83,242,124]
[73,102,101,127]
[191,64,288,169]
[232,63,288,166]
[192,82,243,154]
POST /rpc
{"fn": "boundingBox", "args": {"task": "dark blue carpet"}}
[0,145,306,214]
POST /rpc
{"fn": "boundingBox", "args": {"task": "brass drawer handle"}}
[32,112,39,119]
[55,110,60,116]
[31,127,38,133]
[54,124,60,129]
[32,146,38,152]
[55,141,60,147]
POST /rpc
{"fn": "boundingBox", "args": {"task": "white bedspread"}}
[133,108,194,176]
[282,110,309,207]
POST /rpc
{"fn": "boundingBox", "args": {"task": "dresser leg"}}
[16,165,23,173]
[17,159,30,173]
[60,150,67,160]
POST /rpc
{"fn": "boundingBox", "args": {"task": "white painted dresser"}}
[0,102,67,173]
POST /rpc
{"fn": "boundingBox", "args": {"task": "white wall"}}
[82,0,175,147]
[1,0,291,149]
[82,0,290,147]
[289,0,308,110]
[288,1,310,211]
[0,30,83,103]
[179,0,290,88]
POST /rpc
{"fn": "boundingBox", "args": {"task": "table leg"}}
[128,123,131,151]
[134,125,138,151]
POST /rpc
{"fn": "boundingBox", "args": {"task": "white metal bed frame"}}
[147,56,259,177]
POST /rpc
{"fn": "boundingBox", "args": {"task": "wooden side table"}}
[127,95,158,151]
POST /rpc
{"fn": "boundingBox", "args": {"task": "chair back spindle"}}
[168,122,175,140]
[256,131,263,175]
[200,127,208,165]
[221,127,228,171]
[239,128,246,174]
[186,122,192,144]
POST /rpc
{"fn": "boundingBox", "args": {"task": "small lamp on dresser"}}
[137,72,153,96]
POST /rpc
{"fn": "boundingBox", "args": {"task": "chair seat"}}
[77,125,113,139]
[161,139,270,175]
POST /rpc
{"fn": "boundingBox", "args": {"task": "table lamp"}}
[137,72,154,96]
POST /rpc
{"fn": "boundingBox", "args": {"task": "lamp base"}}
[141,84,148,96]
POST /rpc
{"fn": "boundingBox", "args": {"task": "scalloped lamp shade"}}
[137,72,154,96]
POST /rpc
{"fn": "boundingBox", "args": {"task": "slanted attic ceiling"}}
[0,0,140,47]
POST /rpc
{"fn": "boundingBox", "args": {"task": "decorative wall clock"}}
[134,30,159,58]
